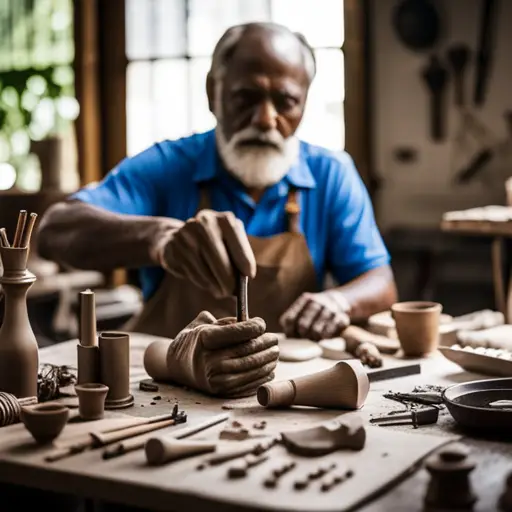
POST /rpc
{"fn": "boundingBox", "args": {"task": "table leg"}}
[491,237,507,318]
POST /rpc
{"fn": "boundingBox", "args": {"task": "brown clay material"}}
[77,344,100,384]
[79,289,97,347]
[391,301,442,357]
[281,415,366,456]
[257,360,369,409]
[98,331,133,408]
[20,404,69,444]
[145,439,217,466]
[424,443,476,509]
[343,325,400,354]
[75,383,109,421]
[0,246,39,398]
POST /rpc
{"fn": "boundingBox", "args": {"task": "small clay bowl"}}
[75,383,109,421]
[20,404,69,444]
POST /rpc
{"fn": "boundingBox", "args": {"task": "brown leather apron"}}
[126,187,318,338]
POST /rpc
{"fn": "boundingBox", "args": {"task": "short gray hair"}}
[209,22,316,82]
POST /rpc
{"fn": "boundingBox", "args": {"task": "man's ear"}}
[206,72,215,114]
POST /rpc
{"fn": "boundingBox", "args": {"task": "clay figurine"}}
[281,414,366,456]
[75,383,109,421]
[257,360,369,409]
[20,404,69,444]
[424,443,477,510]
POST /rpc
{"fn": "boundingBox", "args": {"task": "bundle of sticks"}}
[0,209,38,249]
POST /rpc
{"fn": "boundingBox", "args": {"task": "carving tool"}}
[370,407,439,427]
[20,212,37,248]
[102,412,230,459]
[12,210,27,247]
[473,0,499,107]
[45,406,185,462]
[236,271,248,321]
[383,391,443,405]
[0,228,10,248]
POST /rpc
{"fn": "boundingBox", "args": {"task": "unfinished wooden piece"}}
[499,471,512,511]
[146,438,217,466]
[79,289,97,347]
[77,344,100,385]
[391,301,442,357]
[318,338,347,360]
[99,331,134,409]
[281,415,366,457]
[279,338,322,362]
[424,443,476,510]
[74,383,108,421]
[257,360,369,410]
[342,325,400,354]
[20,404,69,444]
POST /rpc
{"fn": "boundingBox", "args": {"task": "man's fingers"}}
[209,360,278,394]
[279,294,310,337]
[212,343,279,374]
[297,301,323,339]
[309,310,334,341]
[224,372,276,398]
[213,333,278,360]
[322,312,350,339]
[185,310,217,330]
[217,213,256,278]
[200,317,266,350]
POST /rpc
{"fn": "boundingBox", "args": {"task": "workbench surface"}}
[0,334,510,512]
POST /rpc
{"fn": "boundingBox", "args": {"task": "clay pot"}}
[391,301,442,357]
[75,383,109,421]
[20,404,69,444]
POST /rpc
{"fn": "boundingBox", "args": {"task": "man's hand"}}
[279,291,351,341]
[167,311,279,397]
[156,210,256,298]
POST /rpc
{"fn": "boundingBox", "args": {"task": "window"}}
[0,0,76,192]
[125,0,344,157]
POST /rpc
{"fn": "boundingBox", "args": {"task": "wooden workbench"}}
[0,334,510,512]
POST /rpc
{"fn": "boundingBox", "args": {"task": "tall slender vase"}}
[0,246,39,398]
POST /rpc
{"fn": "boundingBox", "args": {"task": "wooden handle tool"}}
[0,228,10,248]
[422,55,449,142]
[236,272,248,322]
[12,210,27,248]
[20,212,37,248]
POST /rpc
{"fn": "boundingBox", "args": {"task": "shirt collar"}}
[193,129,317,190]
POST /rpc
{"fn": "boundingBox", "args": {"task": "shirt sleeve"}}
[71,144,168,217]
[326,152,390,284]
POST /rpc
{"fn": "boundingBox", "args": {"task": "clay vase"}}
[391,301,442,357]
[257,360,369,410]
[20,404,69,444]
[0,247,39,398]
[75,383,109,421]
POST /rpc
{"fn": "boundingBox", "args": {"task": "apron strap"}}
[197,185,301,234]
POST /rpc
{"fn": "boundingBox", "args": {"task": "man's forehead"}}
[224,29,309,84]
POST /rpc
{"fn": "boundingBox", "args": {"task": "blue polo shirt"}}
[73,129,390,300]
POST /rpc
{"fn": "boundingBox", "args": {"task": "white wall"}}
[372,0,512,230]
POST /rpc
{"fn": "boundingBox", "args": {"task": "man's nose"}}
[251,100,278,131]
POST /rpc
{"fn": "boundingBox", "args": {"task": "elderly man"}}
[38,22,397,397]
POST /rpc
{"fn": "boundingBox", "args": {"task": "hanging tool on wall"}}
[392,0,442,52]
[445,43,497,185]
[474,0,500,108]
[421,55,449,143]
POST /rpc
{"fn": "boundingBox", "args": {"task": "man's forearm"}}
[336,265,398,322]
[37,200,183,271]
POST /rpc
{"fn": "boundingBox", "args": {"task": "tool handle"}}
[236,273,249,322]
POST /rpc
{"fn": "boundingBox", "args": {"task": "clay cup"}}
[391,301,442,357]
[75,383,109,421]
[20,403,69,444]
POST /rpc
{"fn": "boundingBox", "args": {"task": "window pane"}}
[126,0,152,60]
[126,61,153,155]
[152,59,189,141]
[189,58,216,133]
[271,0,344,48]
[297,49,344,151]
[187,0,270,56]
[154,0,187,58]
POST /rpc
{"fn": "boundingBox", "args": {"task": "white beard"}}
[213,85,299,189]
